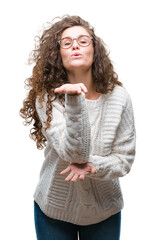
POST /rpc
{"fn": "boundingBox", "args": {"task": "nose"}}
[72,39,80,49]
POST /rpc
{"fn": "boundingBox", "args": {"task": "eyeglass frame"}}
[58,35,93,49]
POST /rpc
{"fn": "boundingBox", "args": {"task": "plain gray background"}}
[1,0,156,239]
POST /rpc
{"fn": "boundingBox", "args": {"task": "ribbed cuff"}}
[65,92,85,106]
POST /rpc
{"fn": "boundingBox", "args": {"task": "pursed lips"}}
[71,52,82,57]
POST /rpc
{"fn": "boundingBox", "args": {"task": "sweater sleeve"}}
[35,93,91,164]
[87,94,136,181]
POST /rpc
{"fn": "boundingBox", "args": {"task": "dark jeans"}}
[34,201,121,240]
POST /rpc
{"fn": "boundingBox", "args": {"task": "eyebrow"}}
[60,34,90,40]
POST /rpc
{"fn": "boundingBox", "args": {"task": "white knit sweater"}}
[33,85,136,225]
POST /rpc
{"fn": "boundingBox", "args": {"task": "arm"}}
[87,94,136,181]
[36,91,91,164]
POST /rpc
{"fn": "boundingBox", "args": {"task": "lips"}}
[71,52,82,57]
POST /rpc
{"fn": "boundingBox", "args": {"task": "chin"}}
[67,62,92,71]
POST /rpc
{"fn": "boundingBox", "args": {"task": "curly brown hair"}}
[20,15,123,150]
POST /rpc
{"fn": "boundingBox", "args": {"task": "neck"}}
[67,69,101,100]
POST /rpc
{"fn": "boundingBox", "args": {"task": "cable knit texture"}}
[33,85,136,225]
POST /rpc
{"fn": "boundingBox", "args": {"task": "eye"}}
[64,41,71,46]
[61,38,72,47]
[78,36,90,46]
[79,37,87,43]
[80,39,87,44]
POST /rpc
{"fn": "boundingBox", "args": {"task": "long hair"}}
[20,15,122,149]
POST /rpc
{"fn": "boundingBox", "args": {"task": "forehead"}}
[61,26,89,38]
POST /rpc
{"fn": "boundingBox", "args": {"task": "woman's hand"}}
[60,162,96,182]
[54,83,88,95]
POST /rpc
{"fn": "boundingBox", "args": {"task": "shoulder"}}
[35,94,65,113]
[106,85,133,108]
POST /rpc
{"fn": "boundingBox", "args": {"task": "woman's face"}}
[59,26,94,72]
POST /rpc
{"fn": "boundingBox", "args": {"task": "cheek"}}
[60,50,69,67]
[86,45,94,58]
[85,48,94,63]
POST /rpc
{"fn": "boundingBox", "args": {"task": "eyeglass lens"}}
[60,36,91,48]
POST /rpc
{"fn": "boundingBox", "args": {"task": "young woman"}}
[20,15,136,240]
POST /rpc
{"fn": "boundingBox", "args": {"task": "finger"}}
[76,86,83,95]
[67,88,79,94]
[79,84,88,94]
[67,86,83,95]
[54,87,61,92]
[54,87,65,93]
[91,167,96,174]
[65,172,75,182]
[60,166,71,175]
[71,173,79,182]
[79,174,85,181]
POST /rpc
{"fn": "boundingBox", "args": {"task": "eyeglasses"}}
[58,35,93,49]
